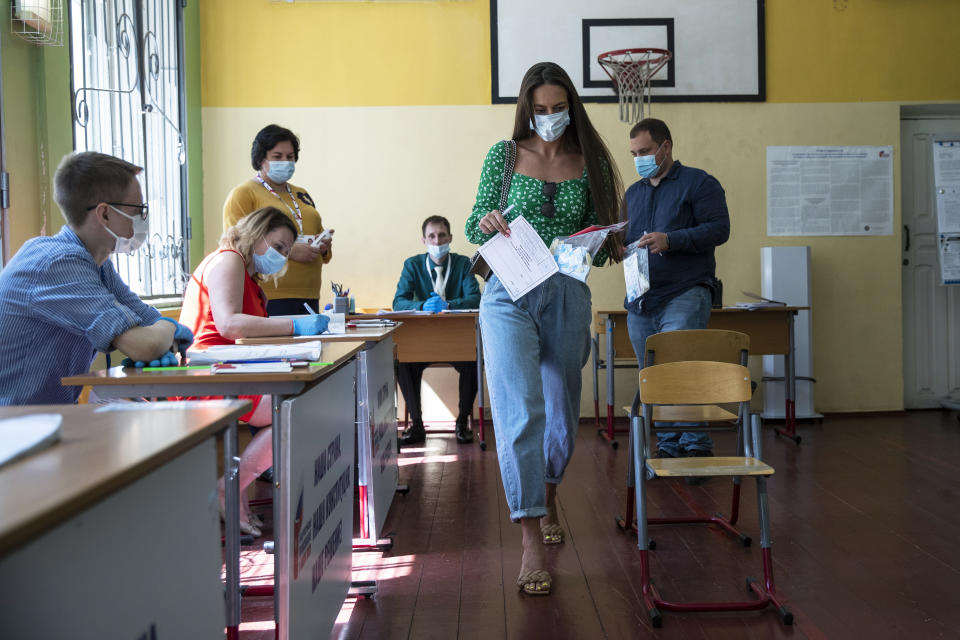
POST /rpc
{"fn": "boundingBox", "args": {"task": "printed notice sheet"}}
[933,140,960,234]
[767,146,893,236]
[478,215,558,301]
[933,140,960,284]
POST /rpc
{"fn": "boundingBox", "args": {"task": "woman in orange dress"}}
[180,206,329,536]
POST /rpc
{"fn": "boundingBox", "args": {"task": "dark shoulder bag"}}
[469,140,517,280]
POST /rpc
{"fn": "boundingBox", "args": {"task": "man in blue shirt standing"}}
[0,151,193,405]
[623,119,730,467]
[393,215,481,445]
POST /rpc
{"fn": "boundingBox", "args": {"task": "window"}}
[69,0,188,299]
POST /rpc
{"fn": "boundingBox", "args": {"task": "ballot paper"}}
[0,413,62,470]
[478,216,558,301]
[187,341,323,364]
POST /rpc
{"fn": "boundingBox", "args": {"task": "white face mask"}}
[266,161,295,184]
[426,243,450,261]
[530,110,571,142]
[104,205,148,255]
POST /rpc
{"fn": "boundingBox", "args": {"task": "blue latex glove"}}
[422,293,449,312]
[292,314,330,336]
[121,350,179,368]
[157,317,195,352]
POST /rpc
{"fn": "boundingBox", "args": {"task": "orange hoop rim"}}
[597,47,671,64]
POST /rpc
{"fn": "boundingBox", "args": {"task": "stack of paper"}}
[0,414,62,470]
[187,341,323,364]
[733,291,786,309]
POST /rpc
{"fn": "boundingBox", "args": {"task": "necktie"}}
[433,266,445,297]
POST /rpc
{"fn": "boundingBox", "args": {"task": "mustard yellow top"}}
[222,179,332,300]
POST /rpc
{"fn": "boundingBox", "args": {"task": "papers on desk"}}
[0,413,62,470]
[478,216,558,301]
[187,341,323,364]
[276,312,346,334]
[95,399,243,412]
[733,291,787,309]
[439,308,479,313]
[374,309,432,317]
[211,362,293,374]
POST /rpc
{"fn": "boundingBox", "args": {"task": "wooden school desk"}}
[593,306,807,446]
[0,400,249,638]
[238,326,403,550]
[270,314,490,448]
[63,341,363,640]
[376,312,489,450]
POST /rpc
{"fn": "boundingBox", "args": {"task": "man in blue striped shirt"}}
[0,151,192,405]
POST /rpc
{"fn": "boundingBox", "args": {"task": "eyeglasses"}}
[86,202,149,221]
[541,182,557,219]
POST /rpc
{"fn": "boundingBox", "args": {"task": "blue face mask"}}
[426,243,450,261]
[253,245,287,275]
[530,110,570,142]
[266,160,295,184]
[634,144,663,179]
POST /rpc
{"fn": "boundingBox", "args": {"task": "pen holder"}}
[333,296,349,314]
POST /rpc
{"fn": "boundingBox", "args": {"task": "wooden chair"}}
[630,361,791,626]
[619,330,754,543]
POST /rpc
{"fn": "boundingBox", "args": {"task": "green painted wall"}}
[1,4,204,269]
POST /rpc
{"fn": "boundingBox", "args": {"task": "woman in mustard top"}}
[222,124,334,315]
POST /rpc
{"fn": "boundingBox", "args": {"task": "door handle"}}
[903,225,910,265]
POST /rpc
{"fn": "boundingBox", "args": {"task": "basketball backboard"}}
[490,0,765,104]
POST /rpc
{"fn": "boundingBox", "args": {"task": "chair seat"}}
[646,456,774,477]
[622,404,738,422]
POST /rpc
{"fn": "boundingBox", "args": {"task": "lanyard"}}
[254,174,303,232]
[426,256,451,300]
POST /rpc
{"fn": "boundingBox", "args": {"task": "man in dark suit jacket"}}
[393,216,481,445]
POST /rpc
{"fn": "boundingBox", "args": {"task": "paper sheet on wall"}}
[932,139,960,285]
[933,141,960,234]
[766,146,893,236]
[478,215,558,301]
[939,235,960,284]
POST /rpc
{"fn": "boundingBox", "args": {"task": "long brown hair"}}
[512,62,622,225]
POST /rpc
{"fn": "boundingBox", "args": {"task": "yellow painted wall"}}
[198,0,960,413]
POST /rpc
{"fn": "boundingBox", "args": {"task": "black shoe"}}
[455,416,473,444]
[399,422,426,446]
[257,467,274,483]
[655,448,677,458]
[684,449,713,485]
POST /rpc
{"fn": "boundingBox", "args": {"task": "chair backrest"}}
[639,361,752,405]
[644,329,749,367]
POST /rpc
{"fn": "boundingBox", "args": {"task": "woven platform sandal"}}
[517,569,552,596]
[540,523,565,545]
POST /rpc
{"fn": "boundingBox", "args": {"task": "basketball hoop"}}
[598,48,672,124]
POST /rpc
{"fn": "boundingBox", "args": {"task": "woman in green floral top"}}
[465,62,622,596]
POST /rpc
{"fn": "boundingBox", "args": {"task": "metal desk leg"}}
[271,395,283,635]
[592,333,601,429]
[600,316,618,448]
[476,319,487,451]
[775,312,802,445]
[224,418,241,640]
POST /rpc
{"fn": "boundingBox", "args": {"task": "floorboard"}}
[227,410,960,638]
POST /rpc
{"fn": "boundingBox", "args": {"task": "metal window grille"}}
[69,0,189,299]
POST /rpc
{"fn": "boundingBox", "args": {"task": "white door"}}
[901,115,960,408]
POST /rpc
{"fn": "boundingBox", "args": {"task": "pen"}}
[303,302,317,315]
[501,204,515,216]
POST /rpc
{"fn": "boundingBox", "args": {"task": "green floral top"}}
[465,141,608,266]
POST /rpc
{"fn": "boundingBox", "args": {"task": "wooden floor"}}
[240,411,960,639]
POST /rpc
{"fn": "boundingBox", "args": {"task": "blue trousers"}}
[480,274,591,521]
[627,286,714,456]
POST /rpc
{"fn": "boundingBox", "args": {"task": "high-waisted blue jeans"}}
[480,273,591,521]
